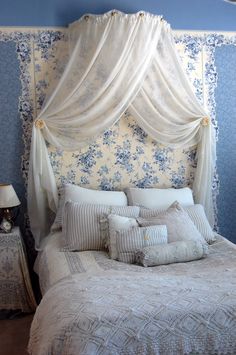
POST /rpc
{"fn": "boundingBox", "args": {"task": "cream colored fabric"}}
[27,10,215,249]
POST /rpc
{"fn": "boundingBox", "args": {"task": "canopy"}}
[28,10,216,249]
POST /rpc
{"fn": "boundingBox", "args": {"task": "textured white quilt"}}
[29,233,236,355]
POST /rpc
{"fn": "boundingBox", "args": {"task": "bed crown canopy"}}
[28,10,216,249]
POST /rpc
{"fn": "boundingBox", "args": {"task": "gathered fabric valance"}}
[28,10,216,249]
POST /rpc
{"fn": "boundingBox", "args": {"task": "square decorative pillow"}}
[125,187,194,209]
[63,202,139,251]
[115,225,168,264]
[52,184,128,231]
[103,214,139,258]
[137,202,206,244]
[136,240,209,267]
[140,202,215,244]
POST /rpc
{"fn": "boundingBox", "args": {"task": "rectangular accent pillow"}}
[63,202,139,251]
[140,202,215,244]
[136,240,209,267]
[125,187,194,209]
[52,184,128,230]
[101,214,139,258]
[137,203,206,244]
[115,225,168,264]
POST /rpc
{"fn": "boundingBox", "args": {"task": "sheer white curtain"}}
[28,10,215,249]
[130,24,216,226]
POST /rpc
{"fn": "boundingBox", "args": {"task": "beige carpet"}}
[0,314,34,355]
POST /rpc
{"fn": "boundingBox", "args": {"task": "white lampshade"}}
[0,184,21,208]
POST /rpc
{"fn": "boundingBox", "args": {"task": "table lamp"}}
[0,184,21,233]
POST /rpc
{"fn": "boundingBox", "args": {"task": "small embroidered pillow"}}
[137,202,206,244]
[139,202,215,244]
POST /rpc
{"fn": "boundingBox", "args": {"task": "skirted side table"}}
[0,227,37,312]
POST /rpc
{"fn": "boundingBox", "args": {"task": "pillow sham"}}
[115,225,168,264]
[125,187,194,209]
[137,203,206,244]
[140,202,215,244]
[63,202,139,251]
[103,214,139,258]
[136,240,209,267]
[52,184,128,230]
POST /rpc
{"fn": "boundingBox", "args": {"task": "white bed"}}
[29,231,236,355]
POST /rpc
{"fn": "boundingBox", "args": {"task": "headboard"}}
[47,112,197,192]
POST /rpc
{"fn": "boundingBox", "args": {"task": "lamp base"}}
[0,208,15,233]
[0,217,13,233]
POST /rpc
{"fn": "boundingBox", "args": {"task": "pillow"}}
[115,225,168,264]
[137,203,206,244]
[52,184,128,230]
[63,202,139,251]
[106,214,139,259]
[183,204,216,244]
[125,187,194,209]
[140,202,215,244]
[136,240,209,267]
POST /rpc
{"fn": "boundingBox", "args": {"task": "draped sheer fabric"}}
[28,10,216,249]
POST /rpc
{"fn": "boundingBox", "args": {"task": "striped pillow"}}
[63,202,139,251]
[140,202,215,244]
[115,225,168,264]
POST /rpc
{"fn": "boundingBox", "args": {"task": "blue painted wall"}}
[215,45,236,243]
[0,42,26,231]
[0,0,236,31]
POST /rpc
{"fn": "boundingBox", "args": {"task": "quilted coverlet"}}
[29,233,236,355]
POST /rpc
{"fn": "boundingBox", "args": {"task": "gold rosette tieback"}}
[201,117,210,127]
[34,119,45,129]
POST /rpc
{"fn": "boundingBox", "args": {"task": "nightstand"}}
[0,227,37,312]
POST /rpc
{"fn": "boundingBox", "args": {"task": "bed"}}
[28,230,236,355]
[26,10,235,355]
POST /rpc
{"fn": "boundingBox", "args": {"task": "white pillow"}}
[52,184,128,230]
[140,202,215,244]
[63,202,139,251]
[137,203,206,244]
[115,225,168,264]
[125,187,194,209]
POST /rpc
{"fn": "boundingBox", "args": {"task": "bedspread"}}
[29,233,236,355]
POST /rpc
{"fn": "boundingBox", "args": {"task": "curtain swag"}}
[28,10,216,249]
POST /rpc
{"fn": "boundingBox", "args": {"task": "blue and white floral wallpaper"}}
[0,27,235,263]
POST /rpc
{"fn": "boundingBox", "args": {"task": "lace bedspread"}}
[29,233,236,355]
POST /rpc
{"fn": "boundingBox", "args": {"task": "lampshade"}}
[0,184,21,208]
